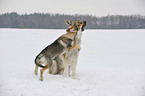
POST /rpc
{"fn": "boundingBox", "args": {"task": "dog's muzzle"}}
[82,21,87,31]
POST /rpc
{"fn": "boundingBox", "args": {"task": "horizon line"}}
[0,12,145,17]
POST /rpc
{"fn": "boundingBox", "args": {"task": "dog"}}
[34,22,82,81]
[48,19,86,79]
[63,19,86,79]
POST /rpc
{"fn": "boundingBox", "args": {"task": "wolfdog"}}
[63,19,86,79]
[48,20,86,79]
[34,21,83,81]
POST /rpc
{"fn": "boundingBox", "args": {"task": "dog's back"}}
[43,37,72,58]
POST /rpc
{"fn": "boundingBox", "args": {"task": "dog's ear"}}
[65,19,72,26]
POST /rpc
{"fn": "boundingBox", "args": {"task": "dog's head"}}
[65,19,86,32]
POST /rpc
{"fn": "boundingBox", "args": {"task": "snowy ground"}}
[0,29,145,96]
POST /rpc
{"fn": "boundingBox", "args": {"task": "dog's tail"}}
[35,61,47,68]
[34,55,48,68]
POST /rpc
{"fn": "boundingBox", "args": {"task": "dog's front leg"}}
[72,53,79,79]
[72,61,77,79]
[63,54,69,77]
[63,61,69,77]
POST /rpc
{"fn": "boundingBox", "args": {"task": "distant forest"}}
[0,12,145,29]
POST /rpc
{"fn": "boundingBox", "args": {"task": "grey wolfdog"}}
[48,20,87,79]
[34,20,84,81]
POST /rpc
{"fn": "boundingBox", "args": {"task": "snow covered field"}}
[0,29,145,96]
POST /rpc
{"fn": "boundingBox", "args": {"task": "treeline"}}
[0,12,145,29]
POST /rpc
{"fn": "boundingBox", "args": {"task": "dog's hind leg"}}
[49,60,58,75]
[40,65,48,81]
[34,65,38,75]
[55,56,64,74]
[40,57,52,81]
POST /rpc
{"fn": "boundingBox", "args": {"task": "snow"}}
[0,28,145,96]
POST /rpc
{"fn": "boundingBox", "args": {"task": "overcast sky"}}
[0,0,145,16]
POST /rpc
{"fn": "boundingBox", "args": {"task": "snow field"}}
[0,29,145,96]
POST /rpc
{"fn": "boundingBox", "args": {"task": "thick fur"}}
[63,20,86,79]
[48,20,86,79]
[34,23,82,81]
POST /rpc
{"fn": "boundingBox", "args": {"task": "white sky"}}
[0,0,145,16]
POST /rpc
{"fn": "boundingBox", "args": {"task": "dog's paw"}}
[78,47,81,51]
[73,76,80,80]
[40,78,43,81]
[34,71,38,75]
[63,73,69,77]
